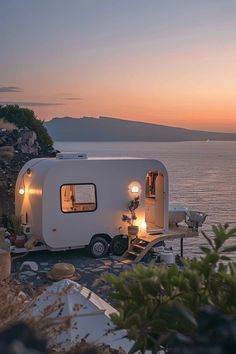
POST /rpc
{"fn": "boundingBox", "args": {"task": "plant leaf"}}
[221,245,236,253]
[220,255,231,261]
[201,231,215,249]
[200,246,211,254]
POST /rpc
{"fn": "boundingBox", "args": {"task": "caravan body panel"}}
[15,157,169,250]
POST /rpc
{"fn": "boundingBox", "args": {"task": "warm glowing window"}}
[61,184,97,213]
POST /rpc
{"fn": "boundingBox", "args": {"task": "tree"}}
[0,105,53,152]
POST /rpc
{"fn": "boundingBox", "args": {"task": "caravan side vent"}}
[56,152,88,160]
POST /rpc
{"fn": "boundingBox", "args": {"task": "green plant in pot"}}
[122,197,140,239]
[8,215,25,247]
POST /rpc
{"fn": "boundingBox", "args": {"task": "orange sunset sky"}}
[1,0,236,132]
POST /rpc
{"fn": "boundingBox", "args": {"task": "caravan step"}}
[127,250,139,257]
[121,234,161,263]
[138,239,151,244]
[121,227,201,263]
[132,244,146,250]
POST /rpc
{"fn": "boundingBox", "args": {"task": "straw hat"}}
[47,263,79,281]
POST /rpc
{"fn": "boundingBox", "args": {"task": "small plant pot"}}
[15,235,26,248]
[128,225,139,239]
[9,234,16,245]
[0,251,11,281]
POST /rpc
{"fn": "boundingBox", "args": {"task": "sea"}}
[54,141,236,259]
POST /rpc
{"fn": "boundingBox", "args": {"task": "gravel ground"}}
[12,248,136,304]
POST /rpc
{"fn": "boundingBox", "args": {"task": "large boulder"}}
[16,128,39,155]
[0,127,55,217]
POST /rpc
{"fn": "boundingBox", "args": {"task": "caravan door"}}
[145,172,164,233]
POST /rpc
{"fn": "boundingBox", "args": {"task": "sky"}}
[0,0,236,132]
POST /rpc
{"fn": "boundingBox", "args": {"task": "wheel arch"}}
[90,233,112,244]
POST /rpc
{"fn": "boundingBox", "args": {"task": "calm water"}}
[54,141,236,258]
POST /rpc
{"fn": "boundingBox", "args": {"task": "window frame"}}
[60,183,98,214]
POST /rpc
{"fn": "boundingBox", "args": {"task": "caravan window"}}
[60,184,97,213]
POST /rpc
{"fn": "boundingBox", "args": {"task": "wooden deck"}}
[121,225,199,263]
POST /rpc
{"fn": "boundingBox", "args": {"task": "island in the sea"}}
[45,116,236,142]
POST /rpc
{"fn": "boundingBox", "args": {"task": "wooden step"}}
[121,235,161,263]
[121,227,200,263]
[138,238,152,244]
[132,244,146,250]
[135,240,149,246]
[127,250,139,257]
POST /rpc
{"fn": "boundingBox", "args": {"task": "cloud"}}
[63,97,82,100]
[0,101,64,107]
[0,86,23,93]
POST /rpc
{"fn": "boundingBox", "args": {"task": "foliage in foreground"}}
[0,105,53,152]
[0,280,123,354]
[106,224,236,353]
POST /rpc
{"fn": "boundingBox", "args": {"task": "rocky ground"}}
[12,249,136,305]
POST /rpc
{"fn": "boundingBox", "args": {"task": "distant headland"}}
[44,116,236,142]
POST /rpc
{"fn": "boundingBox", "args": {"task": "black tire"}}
[110,234,129,256]
[89,236,109,258]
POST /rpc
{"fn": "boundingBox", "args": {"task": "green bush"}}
[106,224,236,353]
[0,105,53,152]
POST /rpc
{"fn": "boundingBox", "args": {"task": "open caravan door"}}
[145,171,165,233]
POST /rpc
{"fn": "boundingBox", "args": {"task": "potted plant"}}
[122,197,140,239]
[8,215,25,248]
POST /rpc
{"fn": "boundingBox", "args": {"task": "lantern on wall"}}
[128,181,142,198]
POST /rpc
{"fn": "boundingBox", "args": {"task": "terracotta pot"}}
[0,251,11,281]
[9,234,16,245]
[128,225,139,237]
[15,235,26,248]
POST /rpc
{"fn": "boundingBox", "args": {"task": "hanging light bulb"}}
[19,188,25,195]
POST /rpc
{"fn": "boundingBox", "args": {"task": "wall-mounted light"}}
[131,185,139,193]
[26,168,32,176]
[128,181,142,197]
[19,188,25,195]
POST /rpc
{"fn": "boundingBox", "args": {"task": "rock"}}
[17,128,39,155]
[0,146,14,161]
[0,251,11,281]
[0,127,55,217]
[19,261,39,272]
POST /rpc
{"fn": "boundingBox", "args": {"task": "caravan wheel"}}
[89,236,109,258]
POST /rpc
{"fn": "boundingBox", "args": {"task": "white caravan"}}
[15,153,169,257]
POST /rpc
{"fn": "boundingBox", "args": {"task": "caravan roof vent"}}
[56,152,88,160]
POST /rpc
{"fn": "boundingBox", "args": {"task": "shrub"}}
[106,224,236,353]
[0,105,53,152]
